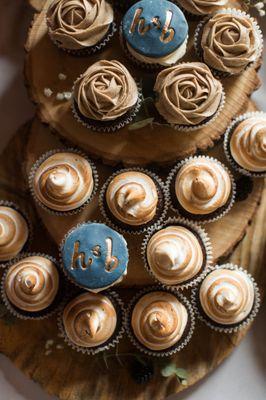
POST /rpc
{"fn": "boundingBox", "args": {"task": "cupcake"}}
[58,291,125,354]
[100,169,167,234]
[72,60,141,132]
[195,9,263,76]
[120,0,189,69]
[191,264,261,333]
[1,254,61,319]
[154,62,224,131]
[142,218,213,289]
[126,286,195,357]
[60,222,128,291]
[224,112,266,178]
[46,0,115,55]
[176,0,228,17]
[168,156,235,223]
[29,149,98,215]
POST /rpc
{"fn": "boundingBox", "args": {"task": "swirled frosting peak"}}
[47,0,114,50]
[230,115,266,172]
[175,158,231,215]
[199,268,255,325]
[106,171,158,226]
[177,0,227,15]
[132,291,188,351]
[33,152,94,212]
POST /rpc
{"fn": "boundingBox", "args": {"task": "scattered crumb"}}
[44,88,53,97]
[45,339,54,349]
[56,92,64,101]
[58,73,67,80]
[56,344,64,350]
[45,350,52,356]
[57,332,64,338]
[63,91,72,100]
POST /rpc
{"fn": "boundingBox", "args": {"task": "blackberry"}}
[130,358,154,384]
[235,176,254,202]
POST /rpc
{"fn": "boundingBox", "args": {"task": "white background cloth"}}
[0,1,265,399]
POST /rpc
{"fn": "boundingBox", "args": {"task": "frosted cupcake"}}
[177,0,228,17]
[46,0,115,55]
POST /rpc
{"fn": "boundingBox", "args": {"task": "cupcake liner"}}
[194,8,264,78]
[224,111,266,178]
[99,167,169,235]
[1,252,65,320]
[141,217,213,290]
[57,290,126,355]
[0,200,33,268]
[28,148,99,216]
[166,155,236,224]
[191,263,261,333]
[125,285,195,357]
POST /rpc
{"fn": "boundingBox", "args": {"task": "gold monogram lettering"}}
[160,11,174,43]
[71,241,93,270]
[105,238,119,272]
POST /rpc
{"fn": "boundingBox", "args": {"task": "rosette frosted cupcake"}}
[126,287,195,357]
[46,0,115,55]
[177,0,228,17]
[73,60,141,132]
[167,156,235,223]
[154,62,224,131]
[224,112,266,178]
[58,291,125,354]
[191,264,261,332]
[29,150,98,215]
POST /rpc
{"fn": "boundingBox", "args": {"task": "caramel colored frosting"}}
[147,226,204,285]
[106,171,158,226]
[33,152,94,212]
[47,0,114,50]
[132,291,188,351]
[74,60,139,121]
[63,292,117,348]
[175,158,232,215]
[5,256,59,312]
[154,62,223,126]
[201,12,261,75]
[177,0,227,15]
[0,207,29,262]
[230,115,266,172]
[199,268,255,325]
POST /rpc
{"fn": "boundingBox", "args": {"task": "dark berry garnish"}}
[130,358,154,384]
[235,176,254,202]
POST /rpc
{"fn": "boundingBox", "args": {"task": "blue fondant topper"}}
[61,223,128,290]
[122,0,188,58]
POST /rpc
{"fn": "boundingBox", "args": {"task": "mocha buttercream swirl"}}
[175,158,231,215]
[154,62,223,126]
[106,171,158,226]
[47,0,114,50]
[177,0,227,16]
[74,60,139,121]
[147,226,204,285]
[5,256,59,312]
[230,115,266,172]
[201,12,261,75]
[131,291,188,351]
[0,207,29,262]
[63,292,117,348]
[199,268,255,325]
[33,152,94,212]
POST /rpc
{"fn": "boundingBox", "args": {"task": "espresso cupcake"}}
[29,149,98,215]
[191,264,261,333]
[126,286,195,357]
[167,156,235,223]
[176,0,228,18]
[224,112,266,178]
[120,0,189,69]
[154,62,225,131]
[46,0,115,55]
[58,291,125,354]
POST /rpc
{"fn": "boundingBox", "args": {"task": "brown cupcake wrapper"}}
[28,148,99,216]
[57,289,126,355]
[166,155,236,224]
[141,217,213,290]
[0,200,34,268]
[191,263,261,333]
[99,167,169,235]
[224,111,266,178]
[125,285,195,357]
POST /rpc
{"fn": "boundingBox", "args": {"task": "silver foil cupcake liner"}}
[141,217,213,290]
[166,155,236,224]
[224,111,266,178]
[57,290,126,355]
[125,285,196,357]
[99,167,169,235]
[191,263,261,333]
[28,148,99,216]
